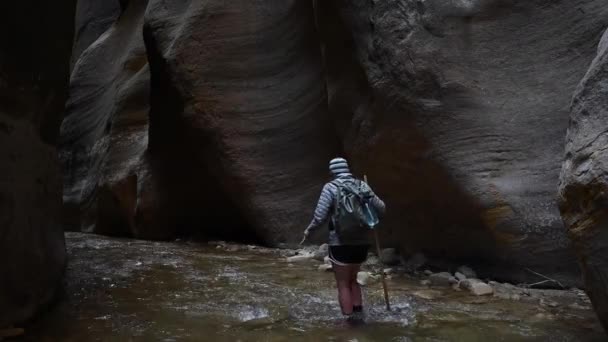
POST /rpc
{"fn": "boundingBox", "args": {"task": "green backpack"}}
[331,178,375,243]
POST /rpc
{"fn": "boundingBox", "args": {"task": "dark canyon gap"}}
[0,1,76,327]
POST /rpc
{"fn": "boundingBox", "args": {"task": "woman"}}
[301,158,385,319]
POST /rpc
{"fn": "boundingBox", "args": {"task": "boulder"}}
[380,248,400,266]
[317,0,608,285]
[0,0,76,327]
[429,272,453,287]
[558,28,608,332]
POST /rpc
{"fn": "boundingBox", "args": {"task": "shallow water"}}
[26,233,605,341]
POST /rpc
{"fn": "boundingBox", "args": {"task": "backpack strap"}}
[334,178,365,199]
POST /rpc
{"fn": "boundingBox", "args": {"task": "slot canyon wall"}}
[61,0,339,242]
[0,1,76,327]
[316,0,608,286]
[559,28,608,332]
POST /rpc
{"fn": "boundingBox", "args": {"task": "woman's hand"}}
[299,230,309,245]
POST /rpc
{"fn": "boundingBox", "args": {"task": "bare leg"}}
[350,264,363,308]
[333,263,353,315]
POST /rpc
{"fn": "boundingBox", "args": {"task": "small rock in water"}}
[469,283,493,296]
[318,264,333,272]
[456,265,477,279]
[460,279,493,296]
[429,272,453,286]
[540,299,559,308]
[380,248,400,265]
[313,243,329,261]
[420,279,431,286]
[424,269,433,276]
[365,255,380,266]
[534,312,555,320]
[383,268,395,275]
[357,272,378,286]
[286,253,314,263]
[225,245,239,252]
[455,272,467,281]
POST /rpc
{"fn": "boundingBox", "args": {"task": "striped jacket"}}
[305,174,386,245]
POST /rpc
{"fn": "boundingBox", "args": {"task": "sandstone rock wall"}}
[61,0,153,237]
[0,1,76,327]
[318,0,608,285]
[559,28,608,332]
[143,0,339,244]
[71,0,121,69]
[62,0,339,243]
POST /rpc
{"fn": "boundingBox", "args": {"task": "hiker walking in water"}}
[301,157,385,320]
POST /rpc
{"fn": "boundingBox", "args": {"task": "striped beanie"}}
[329,157,350,176]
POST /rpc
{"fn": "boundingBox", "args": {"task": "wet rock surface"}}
[559,28,608,332]
[24,234,605,341]
[142,0,339,244]
[0,1,76,327]
[317,0,608,285]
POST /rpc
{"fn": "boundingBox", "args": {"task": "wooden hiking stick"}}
[364,175,391,311]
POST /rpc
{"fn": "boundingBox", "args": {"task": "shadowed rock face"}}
[143,0,339,244]
[0,1,76,327]
[559,29,608,332]
[62,0,338,243]
[318,0,608,285]
[61,0,153,238]
[70,0,121,69]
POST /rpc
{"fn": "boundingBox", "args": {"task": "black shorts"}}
[329,245,370,265]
